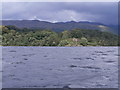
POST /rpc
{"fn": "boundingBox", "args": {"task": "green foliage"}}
[61,30,71,39]
[1,25,119,46]
[80,37,88,46]
[58,38,80,46]
[6,25,20,31]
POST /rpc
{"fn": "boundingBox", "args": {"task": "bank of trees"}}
[0,25,119,46]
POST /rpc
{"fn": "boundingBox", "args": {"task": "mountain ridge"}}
[1,20,118,34]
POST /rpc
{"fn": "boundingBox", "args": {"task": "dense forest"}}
[0,25,119,46]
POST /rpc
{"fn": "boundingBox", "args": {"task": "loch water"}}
[2,46,119,88]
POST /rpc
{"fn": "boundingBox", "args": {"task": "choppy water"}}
[2,46,119,88]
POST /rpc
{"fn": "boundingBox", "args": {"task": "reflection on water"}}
[2,46,118,88]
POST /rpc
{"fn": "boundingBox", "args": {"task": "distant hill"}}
[1,20,118,34]
[107,24,118,34]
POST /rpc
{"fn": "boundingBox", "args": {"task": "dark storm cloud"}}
[2,2,118,25]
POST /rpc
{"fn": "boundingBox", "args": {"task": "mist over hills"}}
[1,20,118,34]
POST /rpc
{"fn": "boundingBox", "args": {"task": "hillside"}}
[1,20,117,34]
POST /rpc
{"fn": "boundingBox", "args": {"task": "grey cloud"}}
[2,2,118,25]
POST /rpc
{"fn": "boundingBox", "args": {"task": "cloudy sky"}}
[2,2,118,25]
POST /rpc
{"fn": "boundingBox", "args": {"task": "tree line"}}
[0,25,119,46]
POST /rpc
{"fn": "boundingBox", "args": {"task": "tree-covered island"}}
[0,25,119,46]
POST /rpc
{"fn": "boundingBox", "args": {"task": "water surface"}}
[2,46,118,88]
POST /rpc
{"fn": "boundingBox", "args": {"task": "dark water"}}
[2,46,118,88]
